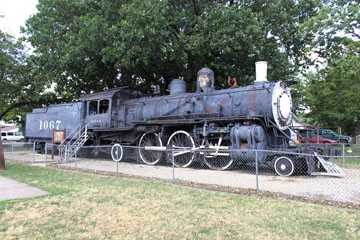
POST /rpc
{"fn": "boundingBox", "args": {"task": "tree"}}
[298,0,360,134]
[21,0,360,134]
[24,0,320,97]
[0,30,59,128]
[24,0,126,99]
[301,41,360,133]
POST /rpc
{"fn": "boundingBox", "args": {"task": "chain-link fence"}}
[2,142,360,205]
[2,142,35,163]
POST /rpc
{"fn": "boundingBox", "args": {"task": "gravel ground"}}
[5,151,360,209]
[58,158,360,206]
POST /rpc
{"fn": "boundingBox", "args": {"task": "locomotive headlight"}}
[279,93,291,119]
[272,82,293,130]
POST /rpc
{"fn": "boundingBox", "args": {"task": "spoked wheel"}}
[201,138,232,170]
[274,156,295,176]
[203,154,233,171]
[138,133,163,165]
[167,130,195,168]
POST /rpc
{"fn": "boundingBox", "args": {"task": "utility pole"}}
[0,128,5,170]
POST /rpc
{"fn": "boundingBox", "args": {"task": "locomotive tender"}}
[26,61,343,177]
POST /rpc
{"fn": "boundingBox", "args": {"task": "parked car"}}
[309,129,352,144]
[1,131,25,141]
[297,134,337,144]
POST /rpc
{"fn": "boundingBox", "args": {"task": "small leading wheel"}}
[274,156,295,176]
[167,130,195,168]
[203,154,233,171]
[138,133,163,165]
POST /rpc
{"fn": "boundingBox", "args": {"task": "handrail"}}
[67,124,86,146]
[58,121,87,162]
[59,120,86,146]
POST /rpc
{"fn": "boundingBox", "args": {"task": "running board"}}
[144,145,229,151]
[312,152,345,177]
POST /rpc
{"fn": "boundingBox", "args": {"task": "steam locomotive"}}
[25,62,343,177]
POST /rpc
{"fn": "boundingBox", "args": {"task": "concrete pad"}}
[0,176,49,201]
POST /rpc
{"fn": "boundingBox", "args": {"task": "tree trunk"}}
[183,68,197,92]
[0,128,5,170]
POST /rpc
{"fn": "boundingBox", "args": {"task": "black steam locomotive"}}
[25,62,343,177]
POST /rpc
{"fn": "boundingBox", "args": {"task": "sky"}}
[0,0,38,38]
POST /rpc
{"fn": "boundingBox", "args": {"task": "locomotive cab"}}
[79,87,143,130]
[80,88,126,129]
[86,98,111,129]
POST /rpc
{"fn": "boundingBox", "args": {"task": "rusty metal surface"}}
[119,83,276,126]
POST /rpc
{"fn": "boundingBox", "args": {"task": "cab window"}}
[323,130,333,135]
[99,99,109,114]
[8,132,14,136]
[89,101,98,115]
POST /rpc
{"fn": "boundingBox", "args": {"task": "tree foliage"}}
[23,0,124,99]
[297,0,360,134]
[0,30,59,127]
[24,0,321,96]
[0,0,356,133]
[300,41,360,133]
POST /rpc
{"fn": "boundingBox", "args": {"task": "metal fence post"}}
[11,143,14,160]
[116,158,119,173]
[116,146,119,173]
[342,143,345,168]
[44,143,47,167]
[75,149,77,168]
[60,143,63,162]
[65,144,68,163]
[32,142,35,164]
[255,150,259,194]
[172,150,175,183]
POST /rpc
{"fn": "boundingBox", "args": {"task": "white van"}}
[1,131,24,141]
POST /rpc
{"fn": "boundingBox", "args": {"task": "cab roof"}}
[79,87,129,101]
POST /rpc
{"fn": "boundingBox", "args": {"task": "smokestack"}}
[255,61,268,82]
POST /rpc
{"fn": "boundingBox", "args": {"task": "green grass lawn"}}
[0,162,359,240]
[332,144,360,168]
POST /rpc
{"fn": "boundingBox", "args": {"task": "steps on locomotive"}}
[58,123,89,162]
